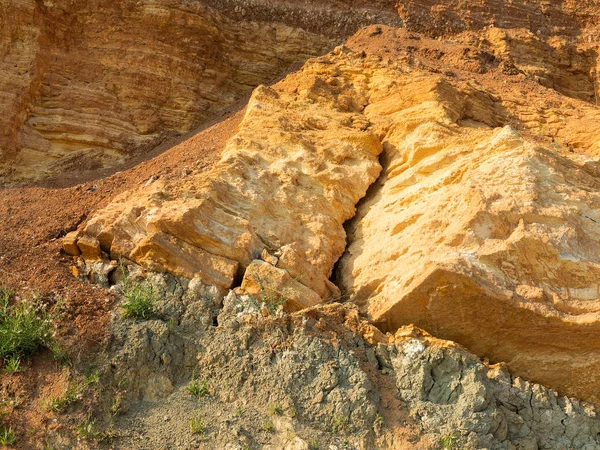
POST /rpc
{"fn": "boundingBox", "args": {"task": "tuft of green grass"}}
[0,289,57,365]
[111,392,124,417]
[262,419,275,434]
[187,372,208,398]
[331,414,348,433]
[74,414,105,441]
[3,356,22,374]
[269,404,284,416]
[120,281,156,320]
[254,276,286,315]
[190,414,205,438]
[309,438,320,450]
[235,407,243,418]
[0,426,16,446]
[84,370,100,386]
[440,433,457,449]
[47,379,83,412]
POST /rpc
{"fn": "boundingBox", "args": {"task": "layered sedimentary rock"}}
[4,0,600,183]
[396,0,600,39]
[0,0,336,182]
[69,58,383,302]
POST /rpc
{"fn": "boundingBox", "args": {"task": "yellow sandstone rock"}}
[240,260,322,311]
[62,231,81,256]
[76,236,102,261]
[71,29,600,403]
[79,62,383,299]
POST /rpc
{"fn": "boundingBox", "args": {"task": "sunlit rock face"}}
[68,21,600,403]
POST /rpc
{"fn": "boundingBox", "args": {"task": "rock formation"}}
[67,23,600,405]
[67,64,384,303]
[4,0,600,448]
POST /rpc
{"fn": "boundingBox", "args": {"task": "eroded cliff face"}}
[0,0,347,183]
[3,0,600,183]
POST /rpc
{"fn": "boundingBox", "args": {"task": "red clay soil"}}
[0,108,243,447]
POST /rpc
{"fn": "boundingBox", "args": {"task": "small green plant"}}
[254,276,287,315]
[47,380,83,412]
[440,432,457,449]
[331,414,348,433]
[187,372,208,398]
[85,369,100,386]
[74,414,104,441]
[190,414,205,438]
[309,438,320,450]
[111,392,124,416]
[0,289,57,364]
[269,404,284,416]
[0,426,16,446]
[166,317,177,331]
[235,407,243,418]
[48,341,70,365]
[262,419,275,433]
[3,356,22,374]
[120,281,156,320]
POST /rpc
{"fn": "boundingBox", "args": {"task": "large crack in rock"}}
[336,28,600,404]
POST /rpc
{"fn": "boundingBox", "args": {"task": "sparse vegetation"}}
[0,288,58,365]
[262,419,275,433]
[48,341,70,365]
[331,414,348,433]
[188,372,208,398]
[235,407,244,417]
[190,414,205,438]
[74,414,105,441]
[3,356,22,374]
[269,404,284,416]
[309,438,320,450]
[111,392,124,416]
[0,426,16,446]
[47,380,83,412]
[254,275,287,315]
[120,281,157,320]
[440,432,457,449]
[85,369,100,386]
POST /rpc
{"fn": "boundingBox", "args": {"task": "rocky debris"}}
[202,0,403,37]
[92,281,600,449]
[383,327,600,449]
[395,0,600,39]
[103,279,393,449]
